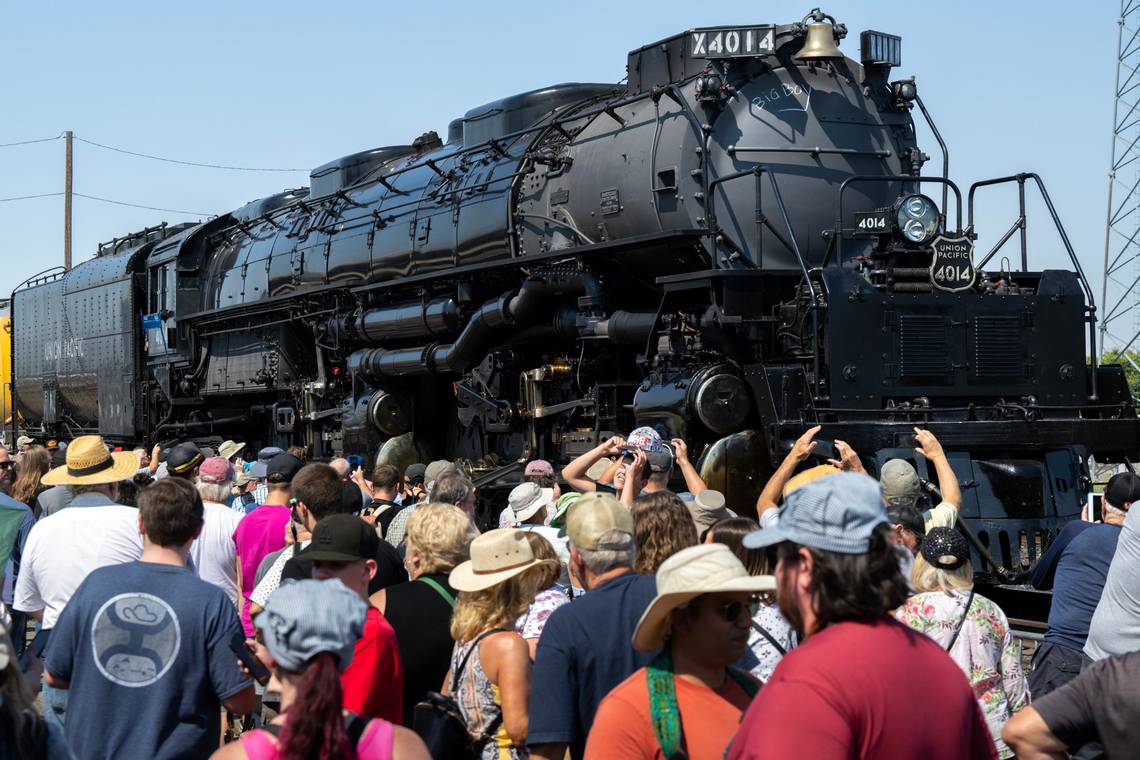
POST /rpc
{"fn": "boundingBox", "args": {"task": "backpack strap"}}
[749,621,788,656]
[345,711,370,746]
[646,651,688,760]
[449,628,508,693]
[945,590,976,652]
[417,576,457,609]
[451,629,510,750]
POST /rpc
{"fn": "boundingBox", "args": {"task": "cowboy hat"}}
[41,435,140,486]
[449,529,551,592]
[632,543,776,651]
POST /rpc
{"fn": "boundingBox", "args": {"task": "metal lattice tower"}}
[1102,0,1140,374]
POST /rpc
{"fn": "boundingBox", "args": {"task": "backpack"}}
[412,629,506,760]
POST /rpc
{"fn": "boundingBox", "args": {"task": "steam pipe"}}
[333,297,459,342]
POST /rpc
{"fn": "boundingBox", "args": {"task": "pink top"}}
[240,718,393,760]
[233,504,290,635]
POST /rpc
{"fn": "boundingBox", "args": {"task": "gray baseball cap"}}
[255,579,368,672]
[743,472,888,554]
[880,459,921,508]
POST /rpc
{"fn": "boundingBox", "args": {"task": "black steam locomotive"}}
[13,9,1139,582]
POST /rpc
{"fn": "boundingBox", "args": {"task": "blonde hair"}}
[405,503,477,574]
[12,446,50,505]
[450,568,548,644]
[523,532,561,592]
[912,552,974,594]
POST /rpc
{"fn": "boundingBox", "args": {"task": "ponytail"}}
[277,652,353,760]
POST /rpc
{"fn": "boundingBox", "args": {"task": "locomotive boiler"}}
[12,9,1139,587]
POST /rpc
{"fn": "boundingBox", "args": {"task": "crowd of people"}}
[0,425,1137,759]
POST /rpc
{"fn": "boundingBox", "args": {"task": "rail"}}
[967,173,1099,400]
[706,165,823,397]
[828,175,964,268]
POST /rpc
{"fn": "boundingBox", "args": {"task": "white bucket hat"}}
[508,482,554,525]
[632,543,775,651]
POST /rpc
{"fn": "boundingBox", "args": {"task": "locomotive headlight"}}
[894,193,940,245]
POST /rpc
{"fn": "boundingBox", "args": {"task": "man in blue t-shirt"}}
[528,492,658,760]
[1028,474,1133,698]
[45,478,254,760]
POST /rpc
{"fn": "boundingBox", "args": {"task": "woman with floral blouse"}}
[895,527,1029,759]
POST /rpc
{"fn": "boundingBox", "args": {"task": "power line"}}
[0,134,63,148]
[74,193,212,217]
[0,189,210,216]
[74,136,306,172]
[0,192,64,203]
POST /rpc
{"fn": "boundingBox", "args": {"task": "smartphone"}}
[1088,493,1104,523]
[347,454,365,470]
[229,632,271,685]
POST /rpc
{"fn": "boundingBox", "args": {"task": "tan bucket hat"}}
[632,543,776,651]
[449,529,547,592]
[41,435,140,486]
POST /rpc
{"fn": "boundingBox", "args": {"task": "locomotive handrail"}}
[913,95,950,214]
[967,172,1099,401]
[707,165,823,397]
[831,175,964,268]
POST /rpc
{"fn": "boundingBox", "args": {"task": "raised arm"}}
[914,428,961,508]
[670,439,707,495]
[561,436,624,492]
[756,425,821,516]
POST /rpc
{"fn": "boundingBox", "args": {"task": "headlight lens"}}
[895,193,940,244]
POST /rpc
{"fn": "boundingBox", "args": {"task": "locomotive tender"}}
[13,9,1139,578]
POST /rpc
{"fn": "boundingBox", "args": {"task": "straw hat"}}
[41,435,140,486]
[449,529,547,592]
[632,544,776,651]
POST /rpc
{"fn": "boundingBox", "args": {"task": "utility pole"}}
[64,130,73,270]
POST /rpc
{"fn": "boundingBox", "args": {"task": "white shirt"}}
[189,500,243,604]
[14,493,143,628]
[249,539,310,609]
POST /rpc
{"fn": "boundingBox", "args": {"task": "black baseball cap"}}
[167,443,204,476]
[305,514,379,562]
[1106,473,1140,511]
[266,452,304,483]
[404,463,427,482]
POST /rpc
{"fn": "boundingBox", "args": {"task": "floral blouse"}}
[895,590,1029,759]
[515,586,569,640]
[738,602,796,683]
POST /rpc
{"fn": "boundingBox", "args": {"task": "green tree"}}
[1101,348,1140,400]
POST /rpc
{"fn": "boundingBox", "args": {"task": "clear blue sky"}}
[0,1,1127,344]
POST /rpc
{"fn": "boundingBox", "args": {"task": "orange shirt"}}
[584,666,756,760]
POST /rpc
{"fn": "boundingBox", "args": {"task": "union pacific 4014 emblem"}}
[929,234,975,292]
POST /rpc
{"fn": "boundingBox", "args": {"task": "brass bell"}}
[795,21,843,61]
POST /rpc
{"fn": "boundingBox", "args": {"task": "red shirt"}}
[727,617,996,760]
[341,606,404,725]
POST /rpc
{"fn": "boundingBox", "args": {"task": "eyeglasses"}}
[713,597,760,623]
[0,461,12,470]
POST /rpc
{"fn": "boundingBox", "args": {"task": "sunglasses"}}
[0,461,12,470]
[713,596,760,623]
